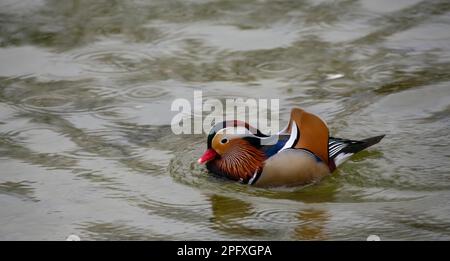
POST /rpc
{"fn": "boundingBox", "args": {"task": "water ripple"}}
[352,62,396,84]
[72,49,153,74]
[122,85,169,102]
[256,61,297,73]
[1,81,113,115]
[91,105,141,121]
[255,209,311,225]
[0,180,38,202]
[20,94,75,114]
[1,126,78,155]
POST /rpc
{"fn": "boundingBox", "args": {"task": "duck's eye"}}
[220,138,228,144]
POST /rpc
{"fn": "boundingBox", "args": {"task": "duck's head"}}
[198,121,267,181]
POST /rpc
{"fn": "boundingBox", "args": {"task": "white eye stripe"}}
[215,126,259,142]
[217,126,251,135]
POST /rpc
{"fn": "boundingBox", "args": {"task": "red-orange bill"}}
[198,149,217,164]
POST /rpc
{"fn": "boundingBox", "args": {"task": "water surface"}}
[1,0,450,240]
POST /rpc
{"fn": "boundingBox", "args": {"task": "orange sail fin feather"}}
[282,108,330,165]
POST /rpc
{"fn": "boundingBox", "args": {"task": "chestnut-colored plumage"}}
[209,139,266,181]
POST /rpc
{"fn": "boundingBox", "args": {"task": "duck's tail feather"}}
[329,135,385,167]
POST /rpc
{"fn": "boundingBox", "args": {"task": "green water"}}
[0,0,450,240]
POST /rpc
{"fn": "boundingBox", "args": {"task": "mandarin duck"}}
[198,108,384,187]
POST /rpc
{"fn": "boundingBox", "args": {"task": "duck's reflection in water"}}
[209,194,267,238]
[294,208,330,240]
[209,193,331,240]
